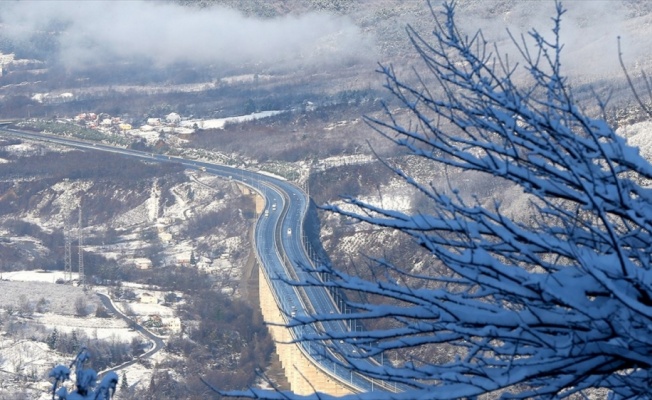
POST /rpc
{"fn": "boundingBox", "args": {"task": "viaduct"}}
[248,191,355,396]
[258,264,355,396]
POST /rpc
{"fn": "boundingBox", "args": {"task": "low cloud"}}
[0,1,376,71]
[456,1,651,80]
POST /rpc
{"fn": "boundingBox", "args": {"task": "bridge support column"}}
[258,267,354,396]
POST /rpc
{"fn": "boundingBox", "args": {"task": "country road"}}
[95,292,165,374]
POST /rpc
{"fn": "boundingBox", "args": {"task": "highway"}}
[0,127,395,393]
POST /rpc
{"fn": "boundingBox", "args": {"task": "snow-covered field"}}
[182,110,284,130]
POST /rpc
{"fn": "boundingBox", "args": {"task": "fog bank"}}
[0,1,376,70]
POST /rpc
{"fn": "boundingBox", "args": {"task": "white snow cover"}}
[185,110,284,130]
[620,120,652,160]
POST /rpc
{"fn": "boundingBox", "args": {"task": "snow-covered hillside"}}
[0,140,252,291]
[317,116,652,283]
[0,139,260,396]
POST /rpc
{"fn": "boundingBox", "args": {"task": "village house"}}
[176,251,192,266]
[132,258,152,270]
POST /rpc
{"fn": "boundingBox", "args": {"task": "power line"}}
[64,215,72,283]
[78,204,85,289]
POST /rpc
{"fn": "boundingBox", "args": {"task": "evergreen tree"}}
[70,330,79,353]
[121,371,129,392]
[47,327,58,350]
[148,372,155,394]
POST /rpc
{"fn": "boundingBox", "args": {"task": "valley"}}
[1,1,652,398]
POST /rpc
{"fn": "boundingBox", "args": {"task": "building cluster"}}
[73,112,123,130]
[134,292,182,334]
[72,111,196,137]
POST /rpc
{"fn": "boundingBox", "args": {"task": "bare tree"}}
[18,295,34,317]
[269,2,652,399]
[74,297,90,317]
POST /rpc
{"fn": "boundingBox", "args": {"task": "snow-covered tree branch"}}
[50,348,118,400]
[294,1,652,399]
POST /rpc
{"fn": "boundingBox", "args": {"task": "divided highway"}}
[0,127,393,393]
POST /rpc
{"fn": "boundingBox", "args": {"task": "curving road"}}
[0,127,393,393]
[96,293,164,373]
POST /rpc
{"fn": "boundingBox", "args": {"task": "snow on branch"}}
[305,1,652,399]
[49,348,118,400]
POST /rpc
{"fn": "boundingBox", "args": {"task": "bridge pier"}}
[258,267,354,396]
